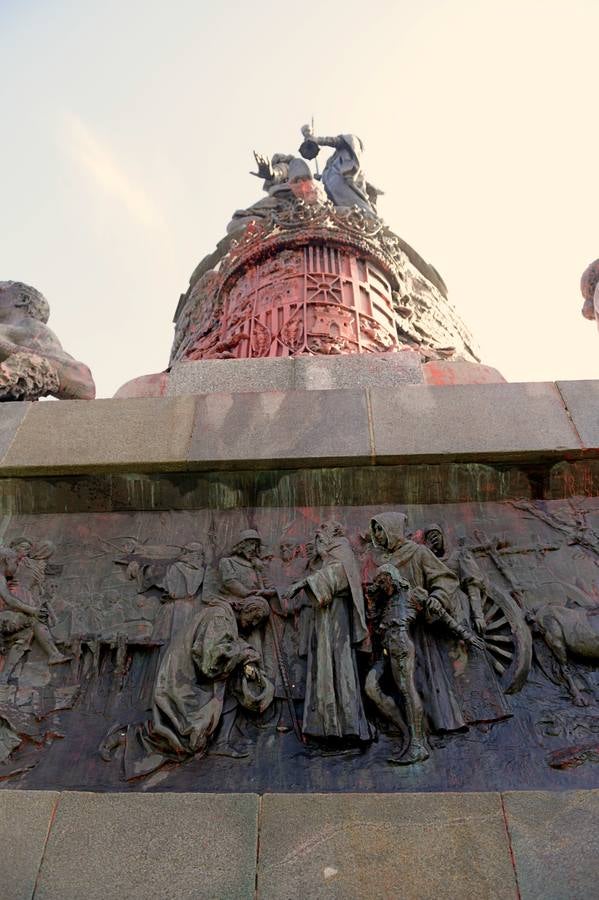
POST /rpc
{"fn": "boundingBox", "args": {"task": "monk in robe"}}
[101,597,274,780]
[287,521,372,744]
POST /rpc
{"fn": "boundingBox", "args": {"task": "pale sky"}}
[2,0,598,397]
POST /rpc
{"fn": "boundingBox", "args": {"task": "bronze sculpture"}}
[0,542,70,682]
[366,563,485,764]
[299,124,380,216]
[287,521,372,744]
[101,597,274,779]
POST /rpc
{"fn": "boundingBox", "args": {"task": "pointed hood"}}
[370,512,409,552]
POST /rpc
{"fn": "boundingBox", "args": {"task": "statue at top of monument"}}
[580,259,599,331]
[227,150,324,234]
[0,282,96,401]
[250,151,310,193]
[299,124,381,217]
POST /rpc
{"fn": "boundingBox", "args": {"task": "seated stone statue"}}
[0,281,95,400]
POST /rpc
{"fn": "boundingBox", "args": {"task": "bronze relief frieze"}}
[0,500,599,792]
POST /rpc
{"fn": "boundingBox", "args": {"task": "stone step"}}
[3,788,597,899]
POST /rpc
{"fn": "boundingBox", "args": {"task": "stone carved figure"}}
[423,524,487,634]
[299,125,380,216]
[0,282,95,400]
[423,523,532,692]
[115,540,205,642]
[118,540,205,600]
[287,521,371,744]
[227,151,321,235]
[369,512,511,736]
[217,529,276,619]
[0,542,70,682]
[264,540,308,723]
[366,564,485,764]
[528,604,599,707]
[101,597,274,779]
[580,258,599,330]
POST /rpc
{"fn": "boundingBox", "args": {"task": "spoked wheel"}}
[481,590,532,694]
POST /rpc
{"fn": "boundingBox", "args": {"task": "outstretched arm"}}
[300,125,341,150]
[426,595,485,650]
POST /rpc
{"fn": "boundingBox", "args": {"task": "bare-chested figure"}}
[0,281,95,400]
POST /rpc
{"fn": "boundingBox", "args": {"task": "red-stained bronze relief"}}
[1,499,599,791]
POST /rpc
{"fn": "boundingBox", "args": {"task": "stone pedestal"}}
[1,380,598,897]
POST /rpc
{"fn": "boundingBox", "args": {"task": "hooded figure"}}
[423,524,486,632]
[370,512,510,733]
[370,513,461,617]
[288,521,371,743]
[104,598,274,780]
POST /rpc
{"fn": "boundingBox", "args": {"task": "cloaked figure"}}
[287,521,372,745]
[100,597,274,779]
[369,512,510,735]
[299,125,382,216]
[366,564,485,764]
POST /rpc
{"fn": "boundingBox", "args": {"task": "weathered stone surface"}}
[556,380,599,449]
[371,382,581,462]
[189,389,372,468]
[2,397,196,473]
[257,792,517,900]
[167,354,423,397]
[423,359,506,385]
[0,789,58,900]
[113,372,168,399]
[503,789,599,900]
[295,351,423,390]
[168,357,294,396]
[0,400,29,463]
[0,383,596,476]
[35,791,259,900]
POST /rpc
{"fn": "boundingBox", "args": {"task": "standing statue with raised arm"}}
[299,124,381,216]
[0,281,95,401]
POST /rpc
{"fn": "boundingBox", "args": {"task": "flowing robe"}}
[300,537,371,741]
[320,135,373,213]
[370,513,509,731]
[123,599,274,780]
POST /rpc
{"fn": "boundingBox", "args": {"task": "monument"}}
[1,127,598,897]
[116,125,503,398]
